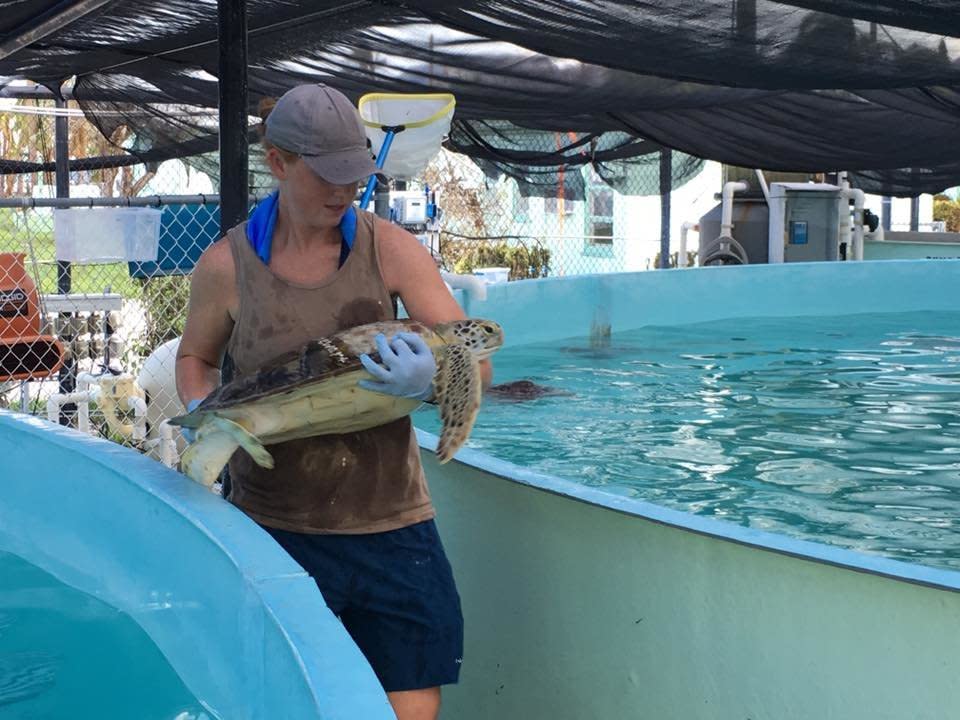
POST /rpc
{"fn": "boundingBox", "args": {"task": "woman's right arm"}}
[175,239,237,406]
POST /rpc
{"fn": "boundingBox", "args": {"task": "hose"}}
[701,234,750,266]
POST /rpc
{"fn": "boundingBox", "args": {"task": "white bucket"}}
[54,207,161,263]
[359,93,455,180]
[473,267,510,284]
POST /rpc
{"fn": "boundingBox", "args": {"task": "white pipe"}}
[440,271,488,302]
[839,185,866,262]
[850,189,865,261]
[77,372,102,434]
[720,181,749,239]
[754,170,771,205]
[838,194,852,261]
[158,421,179,468]
[46,391,98,431]
[76,372,99,391]
[127,396,148,442]
[679,222,699,268]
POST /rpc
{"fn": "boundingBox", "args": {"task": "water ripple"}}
[416,311,960,570]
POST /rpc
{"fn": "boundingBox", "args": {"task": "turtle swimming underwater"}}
[485,380,573,402]
[169,318,504,487]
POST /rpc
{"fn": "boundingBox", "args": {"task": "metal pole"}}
[909,196,920,231]
[217,0,248,498]
[55,99,70,293]
[218,0,248,237]
[659,148,673,269]
[0,0,113,61]
[0,194,259,209]
[881,196,892,232]
[54,96,75,424]
[360,127,398,210]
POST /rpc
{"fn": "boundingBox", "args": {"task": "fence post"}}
[217,0,248,236]
[55,95,75,424]
[659,148,672,269]
[216,0,248,498]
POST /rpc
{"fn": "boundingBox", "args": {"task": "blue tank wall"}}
[2,259,958,719]
[0,414,394,720]
[458,259,960,344]
[419,259,960,719]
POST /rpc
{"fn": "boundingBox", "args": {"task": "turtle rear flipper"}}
[181,416,274,488]
[434,343,483,463]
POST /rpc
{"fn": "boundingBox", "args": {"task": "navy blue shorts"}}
[263,519,463,692]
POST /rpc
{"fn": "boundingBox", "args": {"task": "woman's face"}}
[267,147,360,227]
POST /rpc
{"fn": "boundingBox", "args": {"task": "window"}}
[590,219,614,244]
[591,191,613,219]
[586,175,614,247]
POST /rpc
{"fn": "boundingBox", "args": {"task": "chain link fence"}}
[0,100,715,469]
[426,147,712,279]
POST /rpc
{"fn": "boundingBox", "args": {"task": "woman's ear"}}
[265,147,288,180]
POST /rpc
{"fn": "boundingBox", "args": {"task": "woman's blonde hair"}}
[257,97,298,162]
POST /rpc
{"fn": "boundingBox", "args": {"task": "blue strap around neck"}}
[246,190,356,267]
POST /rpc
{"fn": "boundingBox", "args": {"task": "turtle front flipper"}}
[434,343,483,463]
[181,416,274,488]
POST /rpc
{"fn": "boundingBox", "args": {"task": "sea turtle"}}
[485,380,573,402]
[169,318,504,487]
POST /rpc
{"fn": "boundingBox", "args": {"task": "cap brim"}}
[302,148,382,185]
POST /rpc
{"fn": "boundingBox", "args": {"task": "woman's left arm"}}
[377,220,492,387]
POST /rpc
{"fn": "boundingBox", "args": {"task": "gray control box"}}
[768,183,842,263]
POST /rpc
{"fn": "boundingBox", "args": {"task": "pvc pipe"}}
[850,189,865,261]
[76,372,100,389]
[720,181,749,239]
[440,271,488,302]
[46,391,97,432]
[127,396,148,442]
[158,421,179,469]
[839,186,866,262]
[838,194,852,260]
[754,170,771,205]
[679,222,699,268]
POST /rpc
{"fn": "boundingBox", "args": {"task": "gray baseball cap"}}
[265,84,380,185]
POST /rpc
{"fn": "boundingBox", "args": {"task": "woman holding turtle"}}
[175,83,490,720]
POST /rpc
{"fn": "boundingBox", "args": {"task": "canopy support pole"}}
[659,148,673,269]
[217,0,249,236]
[0,0,113,61]
[217,0,248,498]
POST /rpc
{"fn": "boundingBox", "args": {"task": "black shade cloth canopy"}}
[0,0,958,196]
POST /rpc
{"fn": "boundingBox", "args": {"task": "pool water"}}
[0,551,213,719]
[416,311,960,571]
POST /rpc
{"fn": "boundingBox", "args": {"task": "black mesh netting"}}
[0,0,958,196]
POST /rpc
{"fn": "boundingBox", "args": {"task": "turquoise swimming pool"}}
[0,551,211,718]
[0,415,395,720]
[416,309,960,569]
[3,260,959,720]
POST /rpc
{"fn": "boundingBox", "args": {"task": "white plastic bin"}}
[473,267,510,284]
[54,207,162,263]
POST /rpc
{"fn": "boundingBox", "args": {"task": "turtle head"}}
[434,319,504,359]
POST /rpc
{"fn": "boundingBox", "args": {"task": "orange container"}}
[0,252,64,381]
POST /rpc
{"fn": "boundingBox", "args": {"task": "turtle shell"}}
[196,319,433,412]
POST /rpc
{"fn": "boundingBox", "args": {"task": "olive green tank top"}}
[223,209,434,534]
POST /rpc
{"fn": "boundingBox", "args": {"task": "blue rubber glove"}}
[358,332,436,401]
[180,398,204,444]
